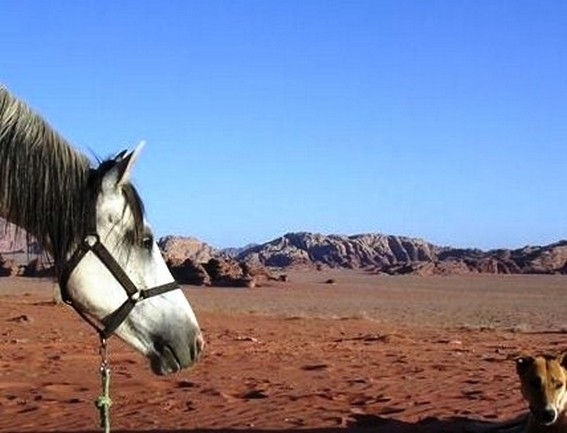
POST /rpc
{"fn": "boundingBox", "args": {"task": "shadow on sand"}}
[23,413,525,433]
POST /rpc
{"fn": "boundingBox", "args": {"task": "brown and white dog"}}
[515,353,567,433]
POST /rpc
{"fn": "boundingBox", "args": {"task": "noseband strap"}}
[59,234,179,339]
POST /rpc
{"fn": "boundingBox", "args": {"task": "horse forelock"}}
[0,86,146,275]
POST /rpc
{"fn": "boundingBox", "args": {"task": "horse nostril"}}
[197,333,205,351]
[191,333,205,361]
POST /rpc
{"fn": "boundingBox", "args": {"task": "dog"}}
[515,353,567,433]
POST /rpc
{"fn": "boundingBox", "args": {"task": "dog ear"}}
[516,355,534,374]
[558,352,567,369]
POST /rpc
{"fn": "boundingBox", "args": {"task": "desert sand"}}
[1,270,567,432]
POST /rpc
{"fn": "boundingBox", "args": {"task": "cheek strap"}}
[59,234,179,339]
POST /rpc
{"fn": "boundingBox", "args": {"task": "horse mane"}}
[0,86,145,275]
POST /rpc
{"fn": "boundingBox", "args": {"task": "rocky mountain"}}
[236,232,567,275]
[157,236,277,287]
[0,219,27,253]
[237,232,438,268]
[221,243,258,258]
[158,235,219,264]
[2,220,567,276]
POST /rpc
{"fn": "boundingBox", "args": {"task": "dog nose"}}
[539,408,557,425]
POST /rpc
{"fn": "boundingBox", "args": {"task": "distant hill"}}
[0,219,27,253]
[235,232,567,275]
[157,235,219,264]
[236,232,438,268]
[3,219,567,275]
[221,243,259,258]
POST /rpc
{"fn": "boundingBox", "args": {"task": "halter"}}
[58,230,179,339]
[58,180,179,433]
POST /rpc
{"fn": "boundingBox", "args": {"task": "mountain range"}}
[159,231,567,275]
[227,232,567,275]
[2,217,567,275]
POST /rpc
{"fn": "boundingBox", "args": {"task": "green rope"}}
[95,339,112,433]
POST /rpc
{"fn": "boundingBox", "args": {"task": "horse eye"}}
[142,234,154,250]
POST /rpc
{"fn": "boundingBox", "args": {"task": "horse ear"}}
[114,149,129,160]
[116,141,144,185]
[102,141,145,190]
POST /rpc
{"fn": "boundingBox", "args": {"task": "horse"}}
[0,85,203,375]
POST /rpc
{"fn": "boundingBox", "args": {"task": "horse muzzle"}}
[150,330,205,376]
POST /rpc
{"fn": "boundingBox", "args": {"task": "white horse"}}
[0,85,203,375]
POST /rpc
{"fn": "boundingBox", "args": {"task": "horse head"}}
[61,144,203,375]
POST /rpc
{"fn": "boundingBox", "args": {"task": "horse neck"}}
[0,138,92,268]
[2,153,91,262]
[0,87,97,271]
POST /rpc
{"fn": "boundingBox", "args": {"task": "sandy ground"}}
[1,270,567,432]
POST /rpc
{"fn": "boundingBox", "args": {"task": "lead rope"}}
[95,337,112,433]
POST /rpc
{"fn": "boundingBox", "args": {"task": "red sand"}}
[1,270,566,432]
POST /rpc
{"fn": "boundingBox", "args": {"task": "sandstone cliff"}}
[158,235,218,264]
[237,232,439,269]
[2,218,567,277]
[0,219,27,253]
[237,232,567,275]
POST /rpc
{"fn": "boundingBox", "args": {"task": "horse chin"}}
[149,344,182,376]
[148,334,204,375]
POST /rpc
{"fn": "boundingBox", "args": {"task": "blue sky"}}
[2,1,566,249]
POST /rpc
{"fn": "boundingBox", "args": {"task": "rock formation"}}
[0,255,18,277]
[166,256,272,287]
[2,220,567,278]
[0,219,27,254]
[237,232,567,275]
[158,235,218,264]
[237,232,438,269]
[166,257,211,286]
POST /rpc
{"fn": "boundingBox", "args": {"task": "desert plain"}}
[1,270,567,432]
